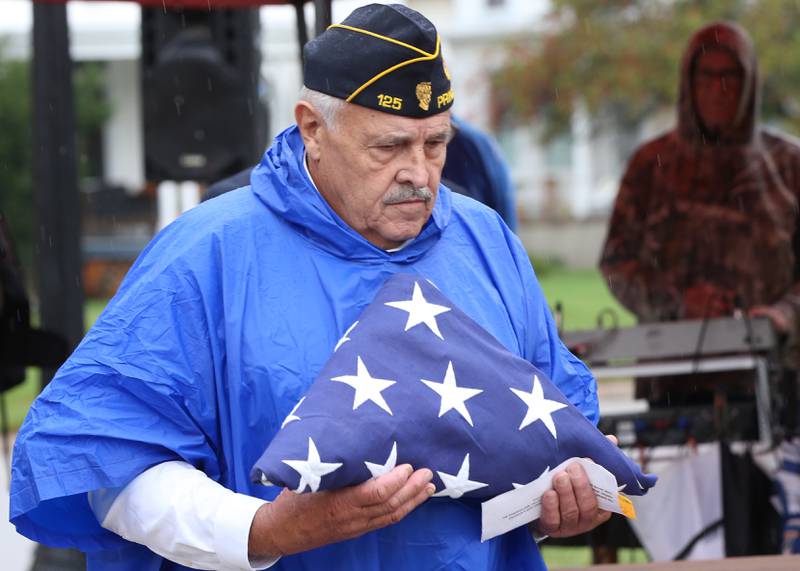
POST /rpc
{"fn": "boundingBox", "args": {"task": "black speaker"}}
[141,7,268,182]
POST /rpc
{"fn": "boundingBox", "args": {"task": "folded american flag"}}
[251,274,656,499]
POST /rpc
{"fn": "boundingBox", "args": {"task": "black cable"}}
[689,290,719,377]
[595,307,620,330]
[674,518,724,560]
[687,291,725,444]
[736,295,781,448]
[733,295,763,363]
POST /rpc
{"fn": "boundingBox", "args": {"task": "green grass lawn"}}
[536,265,636,331]
[541,546,649,569]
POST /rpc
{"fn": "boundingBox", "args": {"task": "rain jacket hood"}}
[677,21,759,146]
[250,124,450,263]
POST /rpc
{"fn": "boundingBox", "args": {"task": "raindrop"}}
[174,95,185,116]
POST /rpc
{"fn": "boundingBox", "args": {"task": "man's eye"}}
[426,141,447,153]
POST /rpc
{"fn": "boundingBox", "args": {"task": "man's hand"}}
[750,304,792,334]
[535,462,611,538]
[248,465,434,559]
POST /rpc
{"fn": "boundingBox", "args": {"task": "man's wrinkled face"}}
[691,47,744,133]
[303,103,452,250]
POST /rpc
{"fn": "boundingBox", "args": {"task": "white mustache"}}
[383,185,434,205]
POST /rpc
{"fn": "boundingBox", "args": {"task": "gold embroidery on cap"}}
[416,82,432,111]
[329,24,435,58]
[443,60,451,80]
[377,94,403,111]
[345,36,441,103]
[437,88,454,109]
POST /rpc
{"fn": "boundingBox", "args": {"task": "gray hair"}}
[299,86,346,130]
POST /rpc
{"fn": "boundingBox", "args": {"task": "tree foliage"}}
[0,57,33,266]
[0,51,109,270]
[493,0,800,140]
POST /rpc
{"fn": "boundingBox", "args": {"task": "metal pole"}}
[27,7,90,569]
[293,0,308,63]
[31,3,84,388]
[313,0,332,38]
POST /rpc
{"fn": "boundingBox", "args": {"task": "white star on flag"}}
[384,281,451,339]
[252,274,658,503]
[334,321,359,352]
[280,397,306,429]
[282,437,342,493]
[511,375,568,437]
[433,453,488,499]
[513,466,551,489]
[420,361,483,426]
[331,356,396,415]
[364,441,398,478]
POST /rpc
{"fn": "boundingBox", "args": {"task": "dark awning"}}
[33,0,302,6]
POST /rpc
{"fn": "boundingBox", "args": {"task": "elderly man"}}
[11,5,606,570]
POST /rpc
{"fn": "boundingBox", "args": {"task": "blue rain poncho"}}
[10,125,598,570]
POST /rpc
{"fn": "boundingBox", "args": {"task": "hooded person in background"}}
[600,21,800,554]
[600,21,800,372]
[10,4,607,570]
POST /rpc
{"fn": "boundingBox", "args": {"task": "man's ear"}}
[295,101,325,162]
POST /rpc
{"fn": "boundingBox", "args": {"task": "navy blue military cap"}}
[303,4,454,118]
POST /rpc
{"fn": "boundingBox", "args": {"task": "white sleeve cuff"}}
[213,488,279,570]
[97,460,279,570]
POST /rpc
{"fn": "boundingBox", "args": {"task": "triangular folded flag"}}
[251,274,656,499]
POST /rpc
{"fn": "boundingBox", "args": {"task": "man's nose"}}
[397,147,430,189]
[711,77,731,92]
[708,73,741,94]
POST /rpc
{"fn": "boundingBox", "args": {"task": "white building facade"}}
[0,0,655,266]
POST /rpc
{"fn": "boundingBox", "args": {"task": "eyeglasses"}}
[693,68,744,89]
